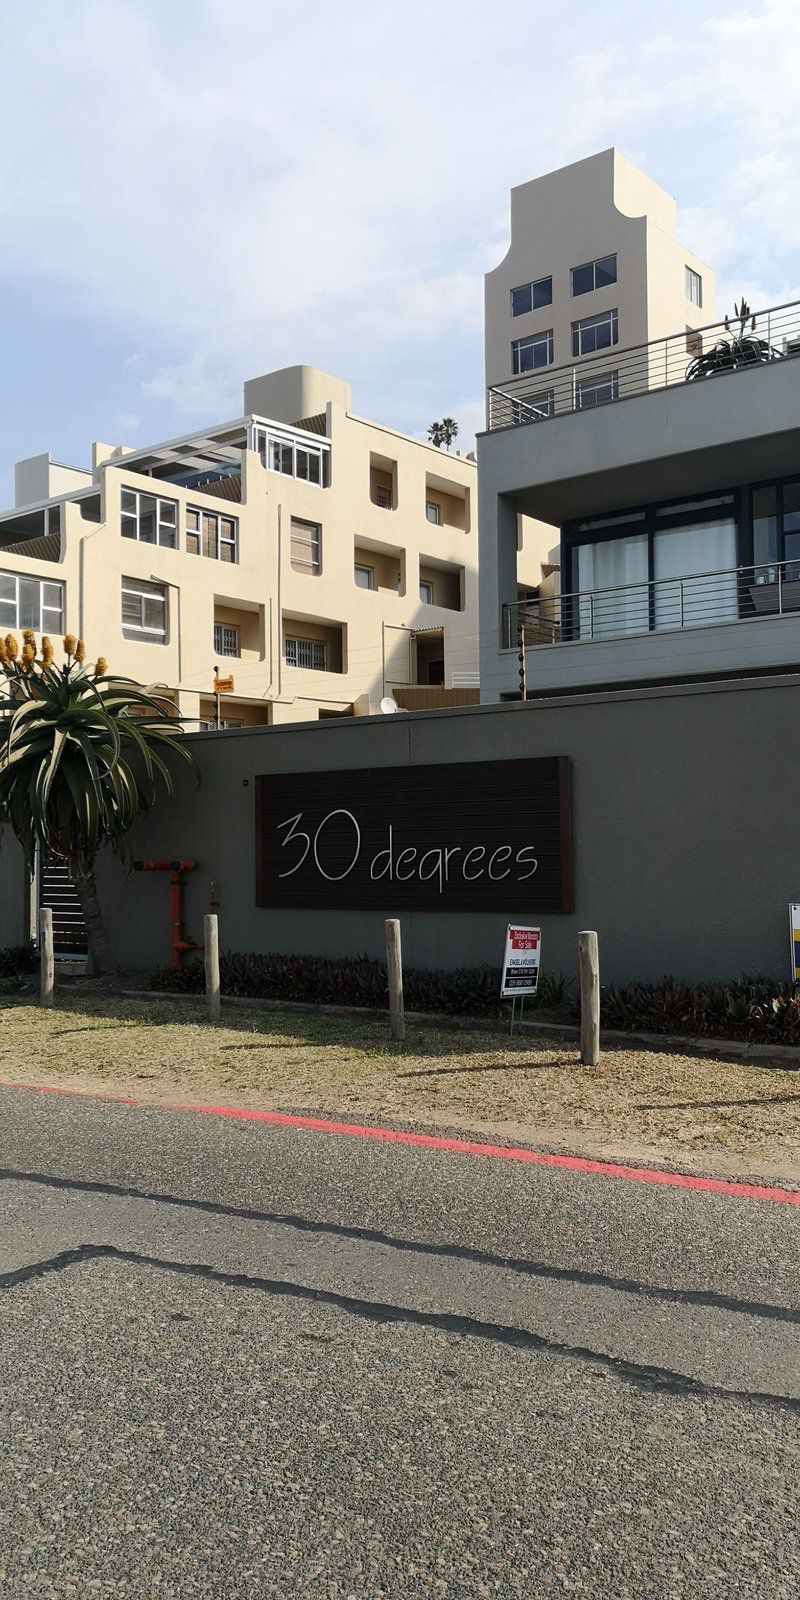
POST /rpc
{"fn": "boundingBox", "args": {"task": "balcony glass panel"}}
[576,534,648,638]
[653,521,738,630]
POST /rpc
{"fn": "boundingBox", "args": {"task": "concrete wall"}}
[23,676,790,986]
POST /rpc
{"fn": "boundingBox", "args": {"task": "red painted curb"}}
[6,1079,800,1206]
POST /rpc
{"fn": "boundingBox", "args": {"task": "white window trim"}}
[253,425,329,488]
[510,276,553,317]
[290,518,322,574]
[572,308,619,358]
[419,580,434,605]
[576,370,620,409]
[685,265,703,307]
[121,578,168,642]
[0,570,64,634]
[187,505,238,563]
[570,254,618,297]
[120,487,178,548]
[426,501,442,525]
[285,636,328,670]
[512,330,554,375]
[354,564,375,589]
[213,622,240,657]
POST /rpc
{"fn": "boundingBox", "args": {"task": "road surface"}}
[1,1082,799,1597]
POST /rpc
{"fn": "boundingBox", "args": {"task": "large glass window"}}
[186,506,238,563]
[571,255,617,297]
[120,489,177,548]
[576,371,619,409]
[576,534,649,639]
[0,572,63,634]
[653,520,738,630]
[121,578,168,642]
[510,276,553,317]
[572,309,618,358]
[512,330,554,374]
[255,427,328,487]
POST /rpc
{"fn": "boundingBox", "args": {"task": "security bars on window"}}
[285,637,327,670]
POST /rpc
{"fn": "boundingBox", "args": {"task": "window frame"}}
[510,276,553,318]
[285,635,328,670]
[213,622,240,658]
[511,389,555,425]
[512,329,554,375]
[186,505,238,563]
[254,426,328,488]
[120,487,178,549]
[0,571,64,635]
[419,579,434,605]
[120,577,168,643]
[572,308,619,359]
[290,517,322,575]
[425,501,442,525]
[576,370,620,409]
[685,266,703,307]
[354,563,375,590]
[570,254,618,298]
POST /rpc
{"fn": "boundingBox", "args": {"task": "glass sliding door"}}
[576,533,649,639]
[653,519,738,630]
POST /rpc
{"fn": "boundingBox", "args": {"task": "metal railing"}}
[502,559,800,649]
[488,298,800,431]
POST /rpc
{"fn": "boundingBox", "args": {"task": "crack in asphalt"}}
[2,1242,800,1415]
[1,1165,797,1327]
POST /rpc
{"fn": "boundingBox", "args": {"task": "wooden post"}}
[385,918,405,1042]
[578,930,600,1066]
[204,912,221,1023]
[40,906,54,1008]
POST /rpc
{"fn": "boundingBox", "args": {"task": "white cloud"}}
[0,0,798,452]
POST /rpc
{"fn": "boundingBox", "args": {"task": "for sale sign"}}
[501,925,541,998]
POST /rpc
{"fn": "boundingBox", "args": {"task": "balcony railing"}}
[502,559,800,649]
[487,298,800,432]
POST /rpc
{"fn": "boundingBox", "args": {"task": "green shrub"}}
[149,950,568,1019]
[601,977,800,1046]
[0,942,37,995]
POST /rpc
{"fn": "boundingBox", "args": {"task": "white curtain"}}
[653,520,738,631]
[577,534,649,639]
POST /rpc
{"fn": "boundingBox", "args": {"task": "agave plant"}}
[0,631,195,973]
[686,296,777,381]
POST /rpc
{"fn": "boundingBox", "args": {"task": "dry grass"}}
[1,993,800,1179]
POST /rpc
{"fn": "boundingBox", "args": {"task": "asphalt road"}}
[1,1085,799,1598]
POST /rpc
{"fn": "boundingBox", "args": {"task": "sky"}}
[1,0,799,505]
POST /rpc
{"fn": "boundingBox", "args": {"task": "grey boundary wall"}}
[1,672,798,984]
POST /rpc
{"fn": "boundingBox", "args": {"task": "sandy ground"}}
[2,991,800,1183]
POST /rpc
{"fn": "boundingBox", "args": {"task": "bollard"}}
[204,912,221,1023]
[578,930,600,1066]
[40,906,54,1008]
[385,918,405,1042]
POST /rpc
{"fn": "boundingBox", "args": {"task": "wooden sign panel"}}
[255,757,572,914]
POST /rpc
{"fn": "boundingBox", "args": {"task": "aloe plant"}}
[0,631,194,973]
[686,297,776,380]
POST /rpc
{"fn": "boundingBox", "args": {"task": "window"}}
[375,483,392,509]
[572,309,618,358]
[685,266,703,307]
[213,623,240,657]
[753,480,800,578]
[186,506,238,563]
[121,578,167,642]
[254,427,328,487]
[285,636,327,670]
[354,564,375,589]
[510,276,553,317]
[512,330,554,374]
[426,501,442,525]
[290,517,322,575]
[512,390,555,425]
[419,580,434,605]
[576,370,619,409]
[120,488,177,548]
[0,572,63,634]
[571,254,617,297]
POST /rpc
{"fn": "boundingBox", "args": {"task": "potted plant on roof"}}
[686,298,777,381]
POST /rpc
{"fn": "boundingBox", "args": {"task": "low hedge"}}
[149,949,567,1019]
[0,942,38,995]
[148,952,800,1046]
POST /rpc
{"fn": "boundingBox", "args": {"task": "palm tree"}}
[0,631,194,974]
[427,417,459,451]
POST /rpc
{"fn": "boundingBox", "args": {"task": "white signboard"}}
[501,924,541,998]
[789,905,800,983]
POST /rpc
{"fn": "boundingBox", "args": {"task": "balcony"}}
[487,297,800,433]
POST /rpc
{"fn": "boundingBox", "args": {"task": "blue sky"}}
[1,0,799,505]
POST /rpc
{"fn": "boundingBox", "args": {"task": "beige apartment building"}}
[487,148,717,623]
[0,366,485,727]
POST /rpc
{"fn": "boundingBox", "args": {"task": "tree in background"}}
[428,417,459,451]
[0,632,194,974]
